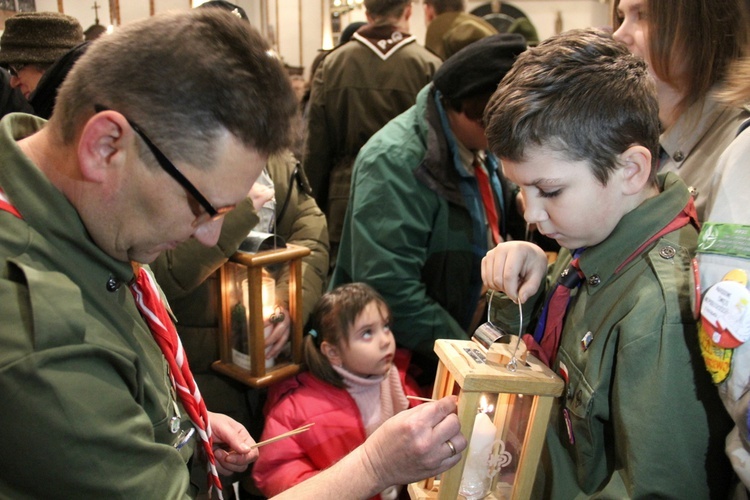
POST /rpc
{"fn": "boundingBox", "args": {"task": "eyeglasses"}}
[8,64,26,78]
[94,105,235,226]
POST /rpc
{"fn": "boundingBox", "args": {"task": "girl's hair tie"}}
[308,329,318,338]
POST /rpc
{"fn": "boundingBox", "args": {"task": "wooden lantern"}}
[409,338,564,500]
[212,244,310,388]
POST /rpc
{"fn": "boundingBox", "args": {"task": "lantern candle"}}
[261,270,276,368]
[261,270,276,319]
[459,396,496,499]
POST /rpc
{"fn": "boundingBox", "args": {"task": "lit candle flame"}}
[479,395,495,414]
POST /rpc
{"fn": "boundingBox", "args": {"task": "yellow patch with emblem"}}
[698,321,733,384]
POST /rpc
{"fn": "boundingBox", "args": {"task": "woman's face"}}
[613,0,652,72]
[613,0,686,126]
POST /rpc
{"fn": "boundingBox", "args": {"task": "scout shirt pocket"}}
[10,258,87,350]
[555,349,610,494]
[12,259,196,462]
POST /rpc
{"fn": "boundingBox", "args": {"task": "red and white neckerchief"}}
[0,187,223,497]
[0,187,22,219]
[130,263,223,499]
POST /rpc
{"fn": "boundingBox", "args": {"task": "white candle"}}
[261,272,276,319]
[459,411,496,500]
[261,271,276,368]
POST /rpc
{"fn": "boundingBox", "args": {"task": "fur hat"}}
[433,33,527,100]
[0,12,83,67]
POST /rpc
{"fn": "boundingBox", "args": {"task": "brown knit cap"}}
[0,12,84,67]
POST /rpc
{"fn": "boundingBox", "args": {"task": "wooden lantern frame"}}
[213,244,310,388]
[409,339,564,500]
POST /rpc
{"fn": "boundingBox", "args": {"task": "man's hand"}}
[208,411,258,475]
[361,396,467,487]
[270,397,466,499]
[482,241,548,303]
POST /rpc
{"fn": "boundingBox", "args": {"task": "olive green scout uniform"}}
[0,114,200,498]
[489,173,732,498]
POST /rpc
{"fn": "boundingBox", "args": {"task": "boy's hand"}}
[482,241,548,303]
[248,182,275,212]
[263,304,290,359]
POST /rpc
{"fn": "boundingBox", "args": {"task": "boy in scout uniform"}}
[481,28,732,498]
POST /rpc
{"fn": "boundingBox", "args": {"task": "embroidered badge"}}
[580,331,593,351]
[562,408,575,445]
[698,223,750,259]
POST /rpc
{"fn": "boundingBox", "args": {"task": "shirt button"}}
[673,151,685,162]
[588,275,601,286]
[106,276,120,292]
[659,246,676,259]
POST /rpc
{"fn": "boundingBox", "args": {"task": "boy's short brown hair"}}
[484,28,660,185]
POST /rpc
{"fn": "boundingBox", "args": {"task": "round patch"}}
[701,279,750,348]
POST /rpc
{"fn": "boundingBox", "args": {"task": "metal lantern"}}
[409,338,564,500]
[213,244,310,388]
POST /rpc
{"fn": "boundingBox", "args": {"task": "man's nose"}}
[192,218,223,247]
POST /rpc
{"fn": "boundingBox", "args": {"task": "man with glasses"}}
[0,12,83,101]
[0,9,464,499]
[0,66,32,118]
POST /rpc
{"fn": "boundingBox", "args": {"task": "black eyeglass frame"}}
[94,104,234,224]
[8,63,27,78]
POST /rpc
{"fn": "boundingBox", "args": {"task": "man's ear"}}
[617,145,653,195]
[321,341,343,367]
[424,4,436,23]
[77,111,130,184]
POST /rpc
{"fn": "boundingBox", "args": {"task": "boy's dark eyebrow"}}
[525,177,563,187]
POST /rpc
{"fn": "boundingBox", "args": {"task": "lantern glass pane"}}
[492,393,533,495]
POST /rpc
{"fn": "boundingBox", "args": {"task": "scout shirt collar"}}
[575,172,695,293]
[0,113,134,286]
[660,89,723,166]
[352,24,416,61]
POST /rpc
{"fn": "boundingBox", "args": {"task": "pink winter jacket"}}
[252,350,421,499]
[252,371,377,498]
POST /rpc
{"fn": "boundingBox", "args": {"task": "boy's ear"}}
[77,111,130,183]
[321,341,343,367]
[617,145,653,195]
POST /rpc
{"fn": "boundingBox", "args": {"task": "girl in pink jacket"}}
[252,283,414,499]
